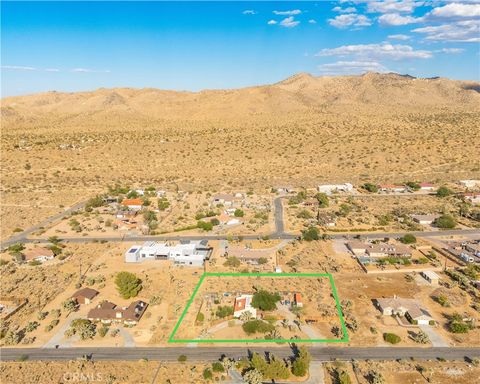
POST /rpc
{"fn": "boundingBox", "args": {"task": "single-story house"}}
[411,214,440,225]
[293,293,303,308]
[465,243,480,257]
[375,297,434,325]
[217,213,241,226]
[346,241,369,256]
[459,180,480,189]
[366,243,412,258]
[275,186,295,194]
[211,193,243,207]
[463,193,480,205]
[72,287,99,305]
[233,295,257,319]
[378,184,406,193]
[421,271,440,285]
[87,300,148,325]
[419,183,436,192]
[317,183,353,195]
[23,247,55,263]
[125,240,212,266]
[120,198,144,210]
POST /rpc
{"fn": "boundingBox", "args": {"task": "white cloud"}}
[317,43,433,60]
[366,0,421,14]
[412,20,480,42]
[72,68,111,73]
[318,60,391,75]
[273,10,301,16]
[332,6,357,13]
[279,17,300,28]
[438,47,465,53]
[1,65,36,71]
[45,68,60,72]
[267,20,278,25]
[428,2,480,19]
[308,19,317,24]
[328,14,372,28]
[379,13,422,25]
[387,34,412,40]
[242,10,256,15]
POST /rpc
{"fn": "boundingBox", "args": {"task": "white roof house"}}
[459,180,480,189]
[317,183,353,195]
[233,294,257,319]
[125,241,211,266]
[411,214,440,225]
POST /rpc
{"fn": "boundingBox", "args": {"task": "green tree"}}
[315,193,329,208]
[196,312,205,323]
[158,197,170,211]
[197,220,213,231]
[234,209,245,217]
[436,186,452,198]
[399,234,417,244]
[406,181,421,191]
[7,243,25,255]
[338,370,352,384]
[301,226,319,241]
[434,214,456,229]
[362,183,378,193]
[70,319,96,340]
[265,355,290,380]
[202,368,213,380]
[242,320,275,335]
[62,298,77,312]
[252,290,281,311]
[292,346,311,377]
[212,361,224,373]
[216,306,234,318]
[115,271,142,299]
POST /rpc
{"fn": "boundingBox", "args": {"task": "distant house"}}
[87,300,148,325]
[120,198,144,210]
[317,183,353,195]
[23,247,54,263]
[378,184,406,193]
[366,243,412,258]
[419,183,436,192]
[411,214,440,225]
[317,213,336,227]
[463,193,480,205]
[211,193,243,207]
[375,297,434,325]
[72,287,99,305]
[233,294,257,319]
[293,293,303,308]
[275,186,295,194]
[346,241,369,256]
[125,241,212,266]
[217,213,241,226]
[459,180,480,189]
[421,271,440,286]
[465,243,480,257]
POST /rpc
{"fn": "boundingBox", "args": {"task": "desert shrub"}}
[399,234,416,244]
[362,183,378,193]
[434,214,456,229]
[178,354,187,362]
[383,332,401,344]
[291,346,311,377]
[223,256,240,268]
[216,306,233,319]
[203,368,213,380]
[212,362,225,373]
[436,186,452,197]
[234,209,245,217]
[196,312,205,323]
[315,193,329,208]
[242,320,275,335]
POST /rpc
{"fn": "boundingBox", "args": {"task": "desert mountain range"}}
[2,72,480,123]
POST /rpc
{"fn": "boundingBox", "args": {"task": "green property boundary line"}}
[168,272,349,343]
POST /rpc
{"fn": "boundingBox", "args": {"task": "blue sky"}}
[1,1,479,96]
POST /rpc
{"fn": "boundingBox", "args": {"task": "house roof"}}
[411,214,440,222]
[294,293,302,303]
[422,270,440,280]
[419,183,434,187]
[121,198,143,206]
[234,297,247,311]
[378,184,405,189]
[72,287,99,300]
[376,297,432,320]
[23,247,54,261]
[87,300,147,322]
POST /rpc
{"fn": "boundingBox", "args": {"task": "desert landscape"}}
[2,73,480,239]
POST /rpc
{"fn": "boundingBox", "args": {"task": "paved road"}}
[6,228,478,247]
[2,194,479,249]
[1,346,478,362]
[1,199,89,249]
[274,196,285,235]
